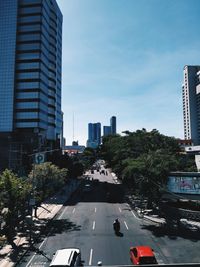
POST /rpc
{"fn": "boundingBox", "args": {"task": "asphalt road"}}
[17,166,200,266]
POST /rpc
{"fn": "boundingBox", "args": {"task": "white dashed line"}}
[118,207,122,212]
[72,208,75,213]
[94,207,97,213]
[131,210,137,218]
[25,239,46,267]
[124,221,129,230]
[92,221,96,230]
[89,249,93,265]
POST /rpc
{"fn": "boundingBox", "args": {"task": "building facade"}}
[110,116,116,135]
[182,65,200,145]
[87,122,101,148]
[103,126,111,137]
[0,0,63,171]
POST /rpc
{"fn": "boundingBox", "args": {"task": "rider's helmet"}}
[114,218,119,224]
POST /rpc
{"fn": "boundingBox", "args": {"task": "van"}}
[50,248,81,267]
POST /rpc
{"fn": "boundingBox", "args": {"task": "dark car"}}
[83,184,93,192]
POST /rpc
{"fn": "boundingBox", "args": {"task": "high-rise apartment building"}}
[87,122,101,148]
[182,65,200,145]
[110,116,117,135]
[0,0,63,171]
[103,126,111,136]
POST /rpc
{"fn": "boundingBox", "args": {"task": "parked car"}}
[50,248,81,267]
[83,183,93,192]
[130,246,157,265]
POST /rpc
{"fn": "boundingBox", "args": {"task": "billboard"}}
[167,175,200,195]
[195,155,200,171]
[185,145,200,152]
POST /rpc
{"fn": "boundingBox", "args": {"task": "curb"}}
[125,194,166,224]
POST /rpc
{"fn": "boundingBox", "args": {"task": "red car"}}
[130,246,157,265]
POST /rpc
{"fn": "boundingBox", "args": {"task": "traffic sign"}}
[35,153,45,164]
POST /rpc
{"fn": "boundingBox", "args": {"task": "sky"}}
[56,0,200,146]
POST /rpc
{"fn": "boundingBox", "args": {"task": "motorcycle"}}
[113,220,120,234]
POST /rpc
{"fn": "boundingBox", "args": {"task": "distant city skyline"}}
[86,116,116,147]
[57,0,200,145]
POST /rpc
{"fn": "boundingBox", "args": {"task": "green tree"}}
[0,169,31,248]
[101,129,194,204]
[28,162,68,212]
[122,151,179,204]
[70,161,84,178]
[29,162,68,217]
[81,147,96,170]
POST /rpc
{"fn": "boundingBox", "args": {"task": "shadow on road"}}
[40,219,81,238]
[141,223,200,242]
[115,231,124,237]
[65,179,125,206]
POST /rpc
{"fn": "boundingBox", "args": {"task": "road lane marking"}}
[131,210,136,218]
[72,208,75,213]
[89,249,93,265]
[58,206,68,219]
[118,207,122,212]
[131,210,140,220]
[92,221,96,230]
[124,221,129,230]
[25,239,46,267]
[155,253,164,265]
[94,207,97,213]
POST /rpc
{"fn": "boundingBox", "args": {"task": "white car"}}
[50,248,81,267]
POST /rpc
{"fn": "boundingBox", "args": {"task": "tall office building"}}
[0,0,63,171]
[110,116,117,135]
[182,65,200,145]
[87,122,101,148]
[103,126,111,137]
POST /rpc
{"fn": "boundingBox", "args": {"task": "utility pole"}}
[27,148,61,247]
[73,112,75,142]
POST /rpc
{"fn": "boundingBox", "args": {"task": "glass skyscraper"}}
[110,116,116,135]
[0,0,63,171]
[103,126,111,136]
[87,122,101,148]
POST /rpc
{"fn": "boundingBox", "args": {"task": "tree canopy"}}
[0,162,69,247]
[28,162,68,203]
[0,169,32,248]
[100,129,196,201]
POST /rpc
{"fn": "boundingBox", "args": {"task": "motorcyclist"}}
[113,218,120,232]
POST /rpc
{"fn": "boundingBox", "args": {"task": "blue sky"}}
[57,0,200,146]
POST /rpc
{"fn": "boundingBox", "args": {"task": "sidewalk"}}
[0,179,81,267]
[127,194,200,230]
